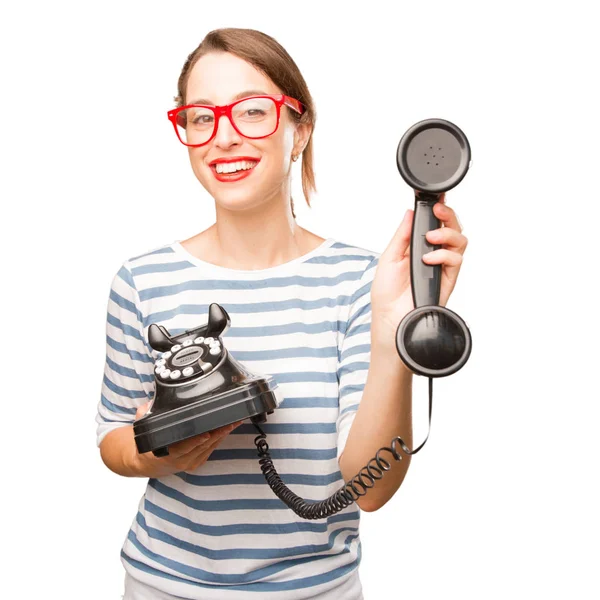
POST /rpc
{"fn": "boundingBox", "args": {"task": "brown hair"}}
[174,28,317,219]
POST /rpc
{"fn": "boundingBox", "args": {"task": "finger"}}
[184,443,217,473]
[170,421,243,458]
[203,423,241,449]
[178,435,219,462]
[425,228,468,253]
[212,423,235,434]
[183,427,236,471]
[432,201,463,233]
[170,432,212,458]
[422,249,464,268]
[181,422,239,454]
[382,208,414,261]
[211,420,244,434]
[135,400,152,421]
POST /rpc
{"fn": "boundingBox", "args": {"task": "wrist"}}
[125,429,151,477]
[124,434,140,477]
[370,314,399,347]
[370,316,415,374]
[370,340,414,376]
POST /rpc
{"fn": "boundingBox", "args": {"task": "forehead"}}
[186,52,281,105]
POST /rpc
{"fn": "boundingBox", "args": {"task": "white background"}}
[2,0,599,598]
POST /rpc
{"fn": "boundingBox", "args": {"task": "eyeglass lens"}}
[176,97,278,145]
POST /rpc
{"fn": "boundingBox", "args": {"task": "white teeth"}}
[215,160,257,174]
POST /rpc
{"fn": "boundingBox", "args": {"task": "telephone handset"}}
[395,118,472,378]
[133,119,472,519]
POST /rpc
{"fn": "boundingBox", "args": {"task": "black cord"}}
[253,377,434,519]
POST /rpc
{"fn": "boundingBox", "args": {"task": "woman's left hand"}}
[370,194,468,348]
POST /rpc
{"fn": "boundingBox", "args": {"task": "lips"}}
[210,160,259,182]
[208,157,261,182]
[208,156,261,167]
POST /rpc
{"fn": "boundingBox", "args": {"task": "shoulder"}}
[124,241,178,270]
[111,241,178,292]
[327,238,380,275]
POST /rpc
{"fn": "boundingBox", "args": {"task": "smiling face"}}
[183,51,309,213]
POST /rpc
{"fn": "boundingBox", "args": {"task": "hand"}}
[370,194,468,347]
[133,401,244,477]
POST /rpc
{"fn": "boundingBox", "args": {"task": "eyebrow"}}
[188,89,270,105]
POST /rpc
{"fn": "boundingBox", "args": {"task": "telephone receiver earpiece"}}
[395,118,473,377]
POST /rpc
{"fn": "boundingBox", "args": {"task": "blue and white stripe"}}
[97,237,379,599]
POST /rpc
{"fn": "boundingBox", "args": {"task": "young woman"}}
[97,27,468,600]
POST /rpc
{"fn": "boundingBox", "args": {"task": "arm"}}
[100,424,150,477]
[339,343,413,512]
[336,254,414,513]
[95,262,156,468]
[95,261,245,479]
[344,199,468,511]
[100,409,243,478]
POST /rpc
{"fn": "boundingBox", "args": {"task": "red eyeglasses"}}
[167,94,305,147]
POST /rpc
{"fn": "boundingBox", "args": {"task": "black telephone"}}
[133,302,283,457]
[133,118,473,520]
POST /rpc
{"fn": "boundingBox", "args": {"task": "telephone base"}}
[151,409,274,457]
[134,376,281,457]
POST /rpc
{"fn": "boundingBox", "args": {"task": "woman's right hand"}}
[133,401,244,478]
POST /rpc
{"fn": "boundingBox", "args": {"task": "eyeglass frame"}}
[167,94,305,148]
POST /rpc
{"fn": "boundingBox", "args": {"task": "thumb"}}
[135,400,152,421]
[382,208,413,261]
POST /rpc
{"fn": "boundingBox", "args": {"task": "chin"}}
[213,191,266,212]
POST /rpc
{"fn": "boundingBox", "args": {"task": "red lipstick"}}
[209,157,260,183]
[208,156,260,166]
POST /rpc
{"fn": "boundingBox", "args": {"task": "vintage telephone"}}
[133,118,472,519]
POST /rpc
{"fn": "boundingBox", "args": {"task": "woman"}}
[97,27,468,600]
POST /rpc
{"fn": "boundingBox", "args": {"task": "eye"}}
[234,97,274,122]
[186,107,215,128]
[192,114,214,125]
[244,109,266,118]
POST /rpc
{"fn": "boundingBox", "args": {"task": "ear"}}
[293,122,312,155]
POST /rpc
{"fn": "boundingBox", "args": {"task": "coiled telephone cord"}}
[253,377,434,519]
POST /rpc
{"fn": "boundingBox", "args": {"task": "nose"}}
[213,114,242,148]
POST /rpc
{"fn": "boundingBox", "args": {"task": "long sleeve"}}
[335,255,379,468]
[95,262,155,447]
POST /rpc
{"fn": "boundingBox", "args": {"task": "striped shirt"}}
[96,236,380,599]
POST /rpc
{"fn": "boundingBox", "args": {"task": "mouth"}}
[209,159,260,182]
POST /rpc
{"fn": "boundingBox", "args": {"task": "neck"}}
[206,194,310,271]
